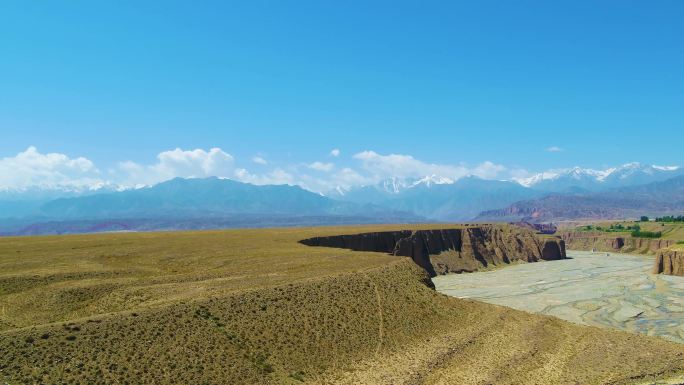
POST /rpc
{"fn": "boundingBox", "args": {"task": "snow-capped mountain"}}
[329,176,541,221]
[409,175,455,188]
[331,175,456,198]
[327,163,682,221]
[515,163,682,192]
[2,162,681,226]
[373,175,456,194]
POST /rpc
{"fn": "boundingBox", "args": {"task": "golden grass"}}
[2,225,684,384]
[0,225,438,329]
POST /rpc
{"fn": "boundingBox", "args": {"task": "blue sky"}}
[0,1,682,191]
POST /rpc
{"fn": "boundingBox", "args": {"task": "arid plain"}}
[2,224,684,384]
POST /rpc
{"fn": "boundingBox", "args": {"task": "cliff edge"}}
[300,225,566,277]
[561,231,676,254]
[653,248,684,276]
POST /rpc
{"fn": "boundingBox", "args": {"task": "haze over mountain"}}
[0,178,422,235]
[330,176,542,221]
[0,162,682,234]
[39,177,402,218]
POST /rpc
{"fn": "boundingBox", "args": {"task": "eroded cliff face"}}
[653,249,684,276]
[561,232,676,254]
[300,225,566,277]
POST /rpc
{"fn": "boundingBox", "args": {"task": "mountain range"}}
[477,175,684,222]
[515,162,682,191]
[0,162,682,234]
[327,163,682,221]
[329,176,542,221]
[0,178,422,235]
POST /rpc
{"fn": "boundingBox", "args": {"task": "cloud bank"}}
[353,151,505,181]
[0,146,105,191]
[9,146,663,195]
[116,148,235,186]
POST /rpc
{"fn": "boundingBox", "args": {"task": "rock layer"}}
[300,225,566,277]
[653,249,684,276]
[561,232,675,254]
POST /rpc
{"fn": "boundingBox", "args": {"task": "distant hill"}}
[477,175,684,222]
[0,178,422,235]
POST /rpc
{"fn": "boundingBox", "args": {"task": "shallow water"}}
[433,250,684,343]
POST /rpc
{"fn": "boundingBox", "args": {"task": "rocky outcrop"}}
[561,232,676,254]
[653,249,684,275]
[300,225,566,277]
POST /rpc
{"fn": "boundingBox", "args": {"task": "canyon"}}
[300,225,566,276]
[560,229,684,276]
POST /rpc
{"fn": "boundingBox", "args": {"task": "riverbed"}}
[433,250,684,343]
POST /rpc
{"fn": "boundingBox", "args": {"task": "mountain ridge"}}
[477,174,684,222]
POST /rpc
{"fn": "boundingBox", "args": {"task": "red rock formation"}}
[300,225,566,277]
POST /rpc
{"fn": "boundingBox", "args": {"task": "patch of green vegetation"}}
[656,215,684,223]
[577,223,639,233]
[631,230,662,238]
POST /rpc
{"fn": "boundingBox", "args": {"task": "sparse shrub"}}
[289,370,306,381]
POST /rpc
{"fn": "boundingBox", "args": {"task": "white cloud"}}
[1,146,514,193]
[234,167,295,186]
[307,161,334,172]
[115,147,235,186]
[330,148,340,157]
[252,156,267,165]
[296,167,372,193]
[332,167,370,187]
[0,146,105,191]
[546,146,564,153]
[471,161,507,180]
[352,150,507,182]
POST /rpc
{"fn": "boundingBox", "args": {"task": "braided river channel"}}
[433,250,684,343]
